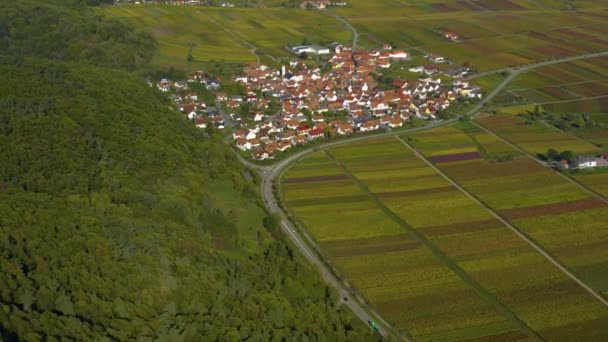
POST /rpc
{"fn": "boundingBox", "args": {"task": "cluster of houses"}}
[151,71,225,130]
[444,31,460,41]
[221,44,482,160]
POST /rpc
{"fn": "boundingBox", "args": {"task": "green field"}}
[282,136,608,341]
[101,5,350,69]
[335,2,608,71]
[475,115,603,155]
[495,56,608,107]
[407,125,608,298]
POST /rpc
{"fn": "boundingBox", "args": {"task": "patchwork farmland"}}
[282,135,608,341]
[102,5,350,69]
[335,1,608,71]
[474,114,608,186]
[495,56,608,107]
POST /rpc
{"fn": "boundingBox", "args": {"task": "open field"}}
[407,124,608,299]
[102,2,608,74]
[282,136,608,341]
[283,149,527,341]
[335,2,608,71]
[101,5,350,69]
[474,115,603,155]
[495,56,608,107]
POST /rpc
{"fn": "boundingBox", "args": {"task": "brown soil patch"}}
[432,3,459,11]
[376,186,454,198]
[430,151,481,163]
[500,198,607,220]
[284,174,348,183]
[421,219,500,236]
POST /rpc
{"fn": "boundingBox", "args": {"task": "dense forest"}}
[0,1,373,340]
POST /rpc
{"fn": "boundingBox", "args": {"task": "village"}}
[154,43,483,160]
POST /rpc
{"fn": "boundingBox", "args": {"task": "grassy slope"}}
[101,5,351,70]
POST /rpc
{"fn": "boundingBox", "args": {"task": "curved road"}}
[467,50,608,80]
[333,14,359,50]
[231,50,608,340]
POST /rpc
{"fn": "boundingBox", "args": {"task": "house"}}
[423,65,438,75]
[174,81,188,90]
[314,122,328,130]
[194,117,207,129]
[233,129,248,140]
[281,130,297,141]
[389,50,409,59]
[444,31,459,41]
[297,124,312,135]
[254,112,265,122]
[292,135,308,145]
[204,79,220,90]
[409,66,425,73]
[382,43,392,51]
[360,120,380,132]
[252,150,270,160]
[571,156,597,169]
[226,100,240,109]
[245,130,257,140]
[388,117,403,128]
[311,113,325,122]
[377,59,391,68]
[428,54,445,63]
[307,128,325,141]
[291,45,331,55]
[236,138,252,151]
[337,123,354,135]
[277,140,292,152]
[216,92,228,102]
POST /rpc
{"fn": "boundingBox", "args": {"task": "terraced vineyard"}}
[282,132,608,341]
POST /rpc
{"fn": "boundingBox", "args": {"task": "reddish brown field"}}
[421,219,500,236]
[376,186,454,198]
[474,0,525,10]
[429,151,481,163]
[284,174,348,183]
[566,81,608,98]
[500,198,607,220]
[532,45,578,58]
[432,2,459,11]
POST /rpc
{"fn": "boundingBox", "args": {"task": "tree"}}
[560,150,574,162]
[263,214,282,233]
[547,148,560,161]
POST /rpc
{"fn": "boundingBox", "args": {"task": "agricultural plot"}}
[101,5,350,69]
[204,9,351,58]
[474,115,602,155]
[328,137,608,341]
[335,5,608,71]
[406,125,608,302]
[282,149,526,341]
[574,171,608,198]
[101,5,256,68]
[500,56,608,107]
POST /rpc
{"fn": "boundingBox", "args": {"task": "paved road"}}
[333,15,359,50]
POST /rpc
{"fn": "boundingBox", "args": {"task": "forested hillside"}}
[0,1,373,340]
